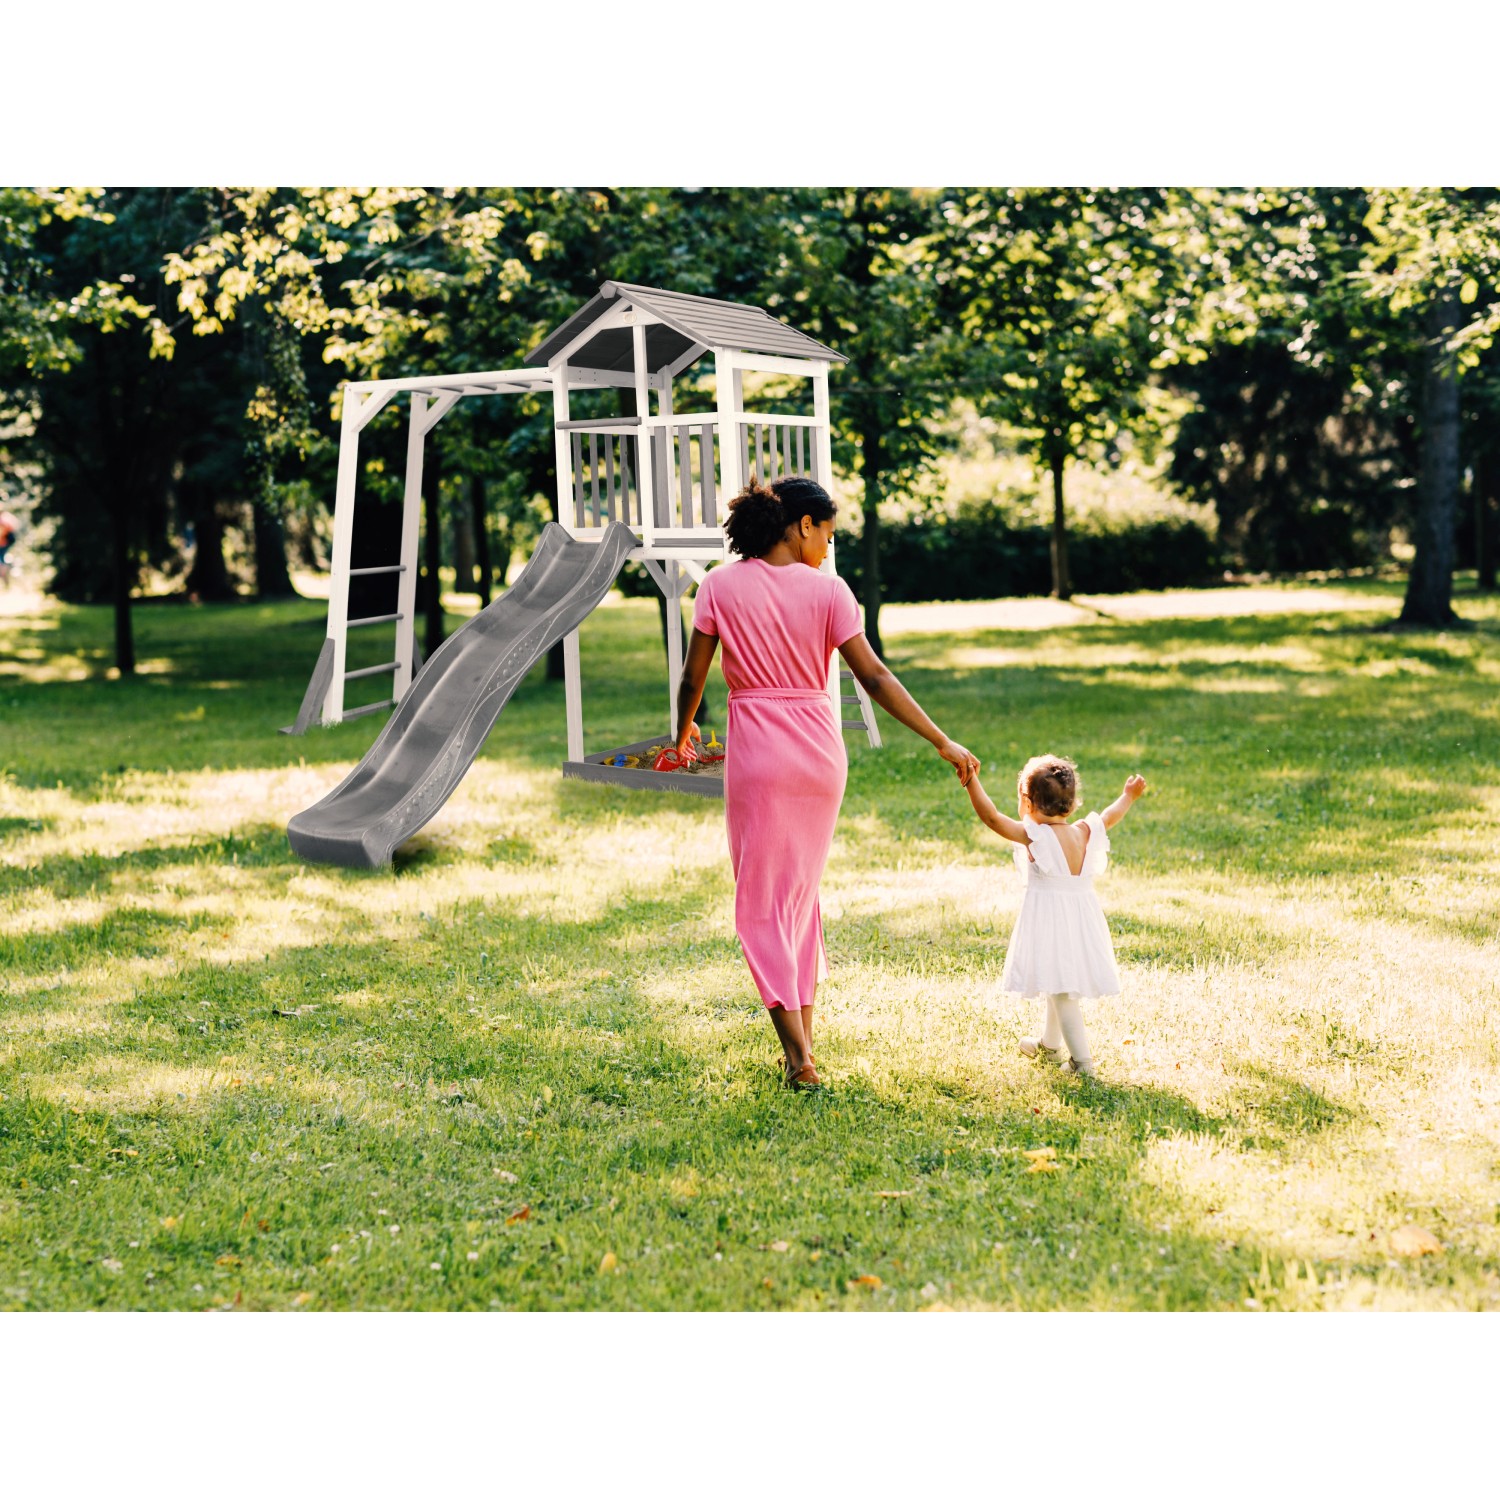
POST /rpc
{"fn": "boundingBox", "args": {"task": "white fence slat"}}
[604,435,618,523]
[570,432,586,527]
[700,425,717,525]
[678,425,693,528]
[622,438,637,526]
[588,433,602,524]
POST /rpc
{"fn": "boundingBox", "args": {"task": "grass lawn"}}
[1,575,1497,1310]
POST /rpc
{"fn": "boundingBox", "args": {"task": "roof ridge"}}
[606,280,769,316]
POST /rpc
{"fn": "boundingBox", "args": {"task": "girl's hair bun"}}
[1018,754,1080,818]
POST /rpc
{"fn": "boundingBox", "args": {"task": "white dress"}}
[1000,813,1121,1000]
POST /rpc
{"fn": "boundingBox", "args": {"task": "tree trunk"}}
[1050,449,1072,601]
[111,494,135,677]
[252,495,296,598]
[453,479,477,596]
[1476,449,1497,593]
[1400,294,1462,626]
[424,445,446,656]
[184,495,234,601]
[859,421,885,659]
[472,474,493,608]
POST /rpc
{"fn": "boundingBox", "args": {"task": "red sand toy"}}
[652,743,699,772]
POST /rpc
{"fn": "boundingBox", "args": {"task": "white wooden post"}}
[713,348,741,499]
[552,362,585,759]
[634,321,654,550]
[813,363,834,493]
[665,559,683,737]
[814,365,843,727]
[563,629,583,762]
[552,364,574,536]
[323,395,363,725]
[657,371,676,528]
[393,393,427,701]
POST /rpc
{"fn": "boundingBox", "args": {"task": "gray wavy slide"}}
[288,521,638,868]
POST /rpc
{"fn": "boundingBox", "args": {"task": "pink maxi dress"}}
[690,559,864,1011]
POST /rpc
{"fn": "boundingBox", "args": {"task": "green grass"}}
[1,577,1498,1310]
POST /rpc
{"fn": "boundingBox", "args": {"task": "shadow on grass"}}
[0,823,303,902]
[0,875,1395,1311]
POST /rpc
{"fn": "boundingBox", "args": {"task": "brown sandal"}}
[785,1062,821,1090]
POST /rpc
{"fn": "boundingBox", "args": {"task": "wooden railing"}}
[738,414,823,487]
[562,412,825,542]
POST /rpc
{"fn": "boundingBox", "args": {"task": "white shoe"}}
[1060,1057,1096,1079]
[1019,1038,1061,1063]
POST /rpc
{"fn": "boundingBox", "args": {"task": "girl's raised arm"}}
[1100,774,1147,830]
[965,773,1031,845]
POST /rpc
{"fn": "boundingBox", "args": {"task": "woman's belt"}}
[727,687,830,702]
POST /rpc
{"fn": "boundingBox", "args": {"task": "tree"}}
[1361,188,1500,625]
[761,188,955,656]
[11,188,245,672]
[1166,189,1420,573]
[936,188,1204,600]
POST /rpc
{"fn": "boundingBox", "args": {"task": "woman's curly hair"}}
[723,475,836,559]
[1018,754,1080,818]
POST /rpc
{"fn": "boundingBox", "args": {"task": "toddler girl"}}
[962,754,1146,1077]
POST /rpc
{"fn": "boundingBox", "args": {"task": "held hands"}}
[938,738,980,787]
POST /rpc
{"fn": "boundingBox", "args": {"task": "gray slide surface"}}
[288,521,638,868]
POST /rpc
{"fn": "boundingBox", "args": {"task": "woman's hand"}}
[937,737,980,787]
[675,720,704,758]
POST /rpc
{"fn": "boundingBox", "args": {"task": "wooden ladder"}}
[839,668,881,748]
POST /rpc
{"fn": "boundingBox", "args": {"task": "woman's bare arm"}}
[838,632,979,783]
[674,627,720,753]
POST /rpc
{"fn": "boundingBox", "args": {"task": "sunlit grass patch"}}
[0,581,1496,1309]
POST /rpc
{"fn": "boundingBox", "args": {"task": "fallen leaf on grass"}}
[215,1254,241,1267]
[599,1252,618,1274]
[1022,1147,1057,1162]
[101,1258,123,1273]
[1391,1225,1443,1257]
[291,1292,312,1307]
[541,1085,553,1104]
[1025,1160,1064,1174]
[765,1240,790,1253]
[847,1275,882,1290]
[160,1216,180,1230]
[874,1190,911,1199]
[505,1205,531,1225]
[494,1169,519,1183]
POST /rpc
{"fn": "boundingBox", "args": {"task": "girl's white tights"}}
[1038,993,1093,1069]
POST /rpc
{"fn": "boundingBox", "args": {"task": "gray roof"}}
[526,281,847,372]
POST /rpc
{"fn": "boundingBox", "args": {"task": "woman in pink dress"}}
[674,478,979,1089]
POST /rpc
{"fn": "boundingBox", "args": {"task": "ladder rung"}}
[344,660,400,681]
[343,699,394,721]
[348,565,407,577]
[842,719,869,730]
[839,668,855,679]
[841,694,862,704]
[348,613,403,628]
